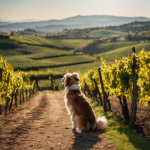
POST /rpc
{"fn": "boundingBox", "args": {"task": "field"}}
[0,36,95,71]
[1,35,150,89]
[89,29,128,38]
[101,42,150,65]
[78,41,138,54]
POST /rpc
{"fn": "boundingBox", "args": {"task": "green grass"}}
[10,36,92,50]
[2,35,150,90]
[0,39,73,57]
[50,39,93,49]
[38,61,101,90]
[0,36,96,71]
[41,61,100,73]
[10,36,66,49]
[5,55,96,69]
[89,98,150,150]
[79,41,137,54]
[89,29,127,38]
[139,30,150,36]
[38,79,64,90]
[101,42,150,65]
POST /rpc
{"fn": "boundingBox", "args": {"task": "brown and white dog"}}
[61,72,107,131]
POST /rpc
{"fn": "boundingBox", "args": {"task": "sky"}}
[0,0,150,21]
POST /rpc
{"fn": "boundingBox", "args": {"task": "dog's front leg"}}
[70,114,76,130]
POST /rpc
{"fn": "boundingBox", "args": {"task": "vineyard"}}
[0,56,64,115]
[80,48,150,132]
[0,47,150,149]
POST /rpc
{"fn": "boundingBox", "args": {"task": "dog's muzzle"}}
[61,78,64,86]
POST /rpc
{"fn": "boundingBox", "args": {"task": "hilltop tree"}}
[10,31,15,36]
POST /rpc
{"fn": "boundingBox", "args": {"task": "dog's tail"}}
[96,116,107,130]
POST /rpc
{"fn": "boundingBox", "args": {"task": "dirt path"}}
[0,91,118,150]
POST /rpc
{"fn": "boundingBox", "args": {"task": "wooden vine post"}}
[15,92,17,107]
[97,68,108,111]
[0,68,2,82]
[5,97,9,115]
[50,76,54,91]
[0,68,2,115]
[26,90,28,99]
[20,89,22,104]
[22,90,24,102]
[118,95,129,124]
[93,78,103,105]
[36,79,39,92]
[0,102,1,115]
[9,93,14,111]
[129,47,138,129]
[33,82,35,94]
[29,89,32,98]
[84,82,92,98]
[55,84,59,91]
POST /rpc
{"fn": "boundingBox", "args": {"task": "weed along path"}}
[0,91,118,150]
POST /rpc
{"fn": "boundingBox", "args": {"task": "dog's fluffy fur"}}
[61,72,107,131]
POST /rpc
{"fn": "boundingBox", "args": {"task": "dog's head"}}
[61,72,80,87]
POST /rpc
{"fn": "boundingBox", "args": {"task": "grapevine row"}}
[80,48,150,129]
[0,55,64,106]
[80,48,150,106]
[0,56,35,105]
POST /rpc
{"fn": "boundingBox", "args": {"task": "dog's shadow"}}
[72,129,102,150]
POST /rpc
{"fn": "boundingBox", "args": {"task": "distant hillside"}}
[0,35,96,72]
[89,29,127,38]
[101,42,150,65]
[0,21,12,26]
[44,21,150,39]
[0,15,149,32]
[75,41,138,54]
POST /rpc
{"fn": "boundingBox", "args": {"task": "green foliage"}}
[0,55,64,104]
[79,41,137,54]
[89,29,127,38]
[80,49,150,106]
[28,69,64,81]
[137,50,150,106]
[0,36,95,72]
[101,42,150,65]
[0,55,34,105]
[10,36,65,49]
[89,98,150,150]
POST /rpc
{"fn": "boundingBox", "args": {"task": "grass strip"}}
[88,98,150,150]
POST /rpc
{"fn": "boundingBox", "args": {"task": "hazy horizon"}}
[0,14,150,23]
[0,0,150,22]
[0,14,150,22]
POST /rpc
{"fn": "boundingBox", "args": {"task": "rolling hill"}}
[1,34,150,73]
[0,35,97,72]
[101,42,150,65]
[89,29,128,38]
[75,41,138,54]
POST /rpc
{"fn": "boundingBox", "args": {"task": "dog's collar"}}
[65,84,80,93]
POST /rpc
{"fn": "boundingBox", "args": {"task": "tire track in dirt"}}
[0,91,118,150]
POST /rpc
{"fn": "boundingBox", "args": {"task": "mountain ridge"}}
[0,15,149,32]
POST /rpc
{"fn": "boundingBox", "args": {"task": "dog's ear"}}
[64,75,71,87]
[72,72,80,81]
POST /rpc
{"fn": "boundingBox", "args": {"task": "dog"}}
[61,72,107,132]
